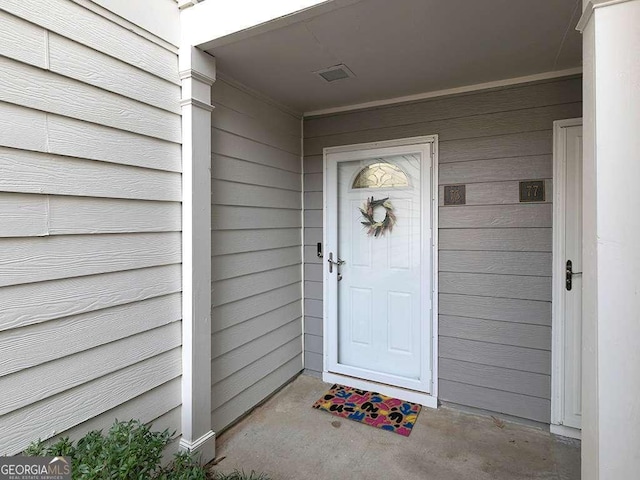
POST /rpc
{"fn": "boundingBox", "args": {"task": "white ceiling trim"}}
[184,0,362,51]
[576,0,634,32]
[304,67,583,118]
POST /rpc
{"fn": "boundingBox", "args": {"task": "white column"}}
[578,1,640,478]
[179,44,216,464]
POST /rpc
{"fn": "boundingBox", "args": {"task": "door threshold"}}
[550,424,582,440]
[323,371,438,409]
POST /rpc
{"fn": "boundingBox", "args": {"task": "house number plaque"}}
[519,181,545,202]
[444,185,466,205]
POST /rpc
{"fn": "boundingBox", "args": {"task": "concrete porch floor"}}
[209,375,580,480]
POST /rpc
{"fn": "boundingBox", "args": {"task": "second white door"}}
[552,119,583,434]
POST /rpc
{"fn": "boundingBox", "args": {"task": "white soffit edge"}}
[182,0,362,50]
[576,0,636,32]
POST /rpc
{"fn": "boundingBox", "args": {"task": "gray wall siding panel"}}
[439,251,552,277]
[0,4,182,455]
[439,380,551,423]
[304,102,582,156]
[211,303,301,358]
[304,351,323,373]
[212,247,301,281]
[212,129,301,173]
[304,155,323,173]
[439,316,551,350]
[211,78,303,433]
[211,356,301,434]
[439,337,551,375]
[304,228,323,246]
[439,293,551,326]
[304,315,323,336]
[304,281,323,300]
[439,272,551,302]
[212,229,300,256]
[304,333,323,355]
[439,358,551,399]
[213,283,302,333]
[439,204,552,229]
[304,77,582,138]
[439,130,553,163]
[439,156,553,184]
[439,228,552,252]
[302,76,581,423]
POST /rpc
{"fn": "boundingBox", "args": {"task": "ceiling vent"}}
[314,64,356,83]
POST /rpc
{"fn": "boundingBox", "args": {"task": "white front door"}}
[324,139,436,395]
[552,119,583,434]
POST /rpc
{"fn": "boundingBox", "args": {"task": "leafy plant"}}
[212,471,271,480]
[24,419,206,480]
[158,452,207,480]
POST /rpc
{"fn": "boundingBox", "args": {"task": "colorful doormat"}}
[312,384,421,436]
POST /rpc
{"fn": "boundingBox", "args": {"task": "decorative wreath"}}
[359,196,396,237]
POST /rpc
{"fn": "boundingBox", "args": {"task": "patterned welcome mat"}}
[312,384,421,436]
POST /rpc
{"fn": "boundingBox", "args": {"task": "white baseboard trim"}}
[179,430,216,464]
[323,371,438,409]
[550,424,582,440]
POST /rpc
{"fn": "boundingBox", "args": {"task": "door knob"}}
[327,252,346,273]
[566,260,582,291]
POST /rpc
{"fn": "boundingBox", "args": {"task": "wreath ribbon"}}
[359,196,396,237]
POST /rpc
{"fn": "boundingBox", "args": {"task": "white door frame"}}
[321,135,438,409]
[551,117,583,439]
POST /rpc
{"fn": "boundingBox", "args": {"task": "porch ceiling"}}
[203,0,583,114]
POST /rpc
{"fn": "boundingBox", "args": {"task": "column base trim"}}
[179,430,216,464]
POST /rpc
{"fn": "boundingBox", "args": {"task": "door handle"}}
[327,252,345,273]
[566,260,582,291]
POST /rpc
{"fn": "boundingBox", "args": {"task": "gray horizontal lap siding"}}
[0,5,183,456]
[211,78,303,433]
[302,76,583,423]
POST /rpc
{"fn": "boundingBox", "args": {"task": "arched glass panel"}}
[352,162,409,189]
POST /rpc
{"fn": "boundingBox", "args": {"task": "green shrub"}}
[157,452,207,480]
[25,419,206,480]
[213,472,271,480]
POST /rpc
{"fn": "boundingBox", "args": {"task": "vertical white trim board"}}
[179,45,216,464]
[551,117,583,434]
[301,116,306,369]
